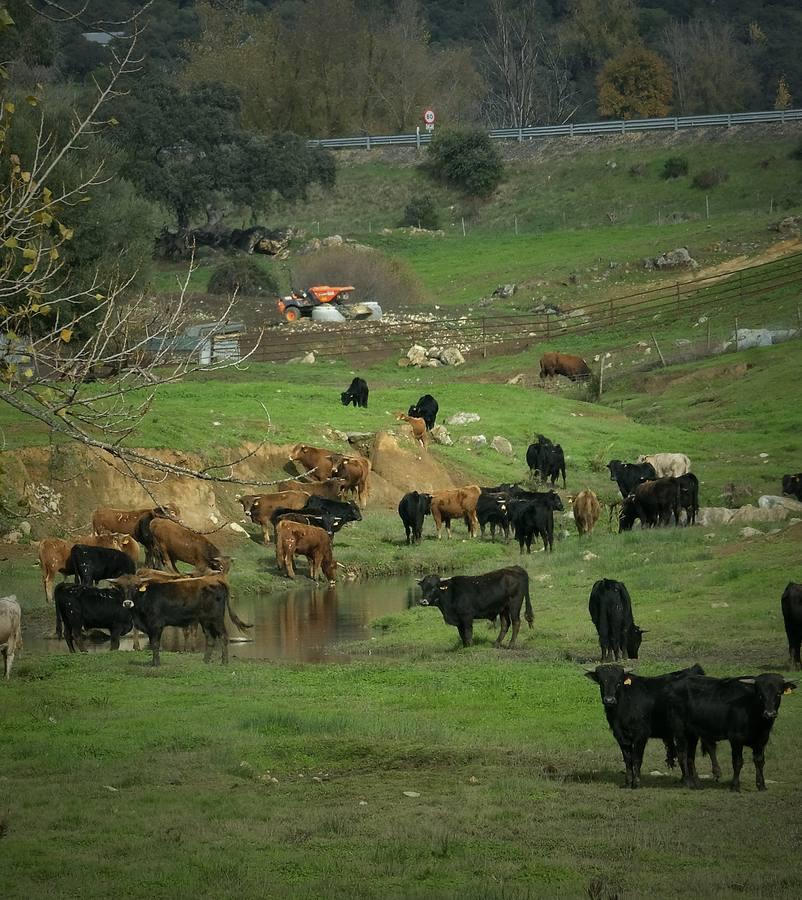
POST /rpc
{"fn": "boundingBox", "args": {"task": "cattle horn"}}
[738,677,756,685]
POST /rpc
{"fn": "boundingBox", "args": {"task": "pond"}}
[21,575,419,663]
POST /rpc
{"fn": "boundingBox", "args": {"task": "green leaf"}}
[22,247,37,259]
[4,236,18,248]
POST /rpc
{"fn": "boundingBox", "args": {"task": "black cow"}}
[588,578,644,662]
[408,394,438,430]
[477,492,510,541]
[526,434,553,479]
[607,459,657,498]
[782,473,802,502]
[527,436,566,488]
[68,544,136,586]
[619,478,681,531]
[666,673,796,791]
[271,508,339,537]
[585,664,720,789]
[508,491,564,553]
[781,582,802,670]
[341,377,369,408]
[305,495,363,524]
[398,491,431,545]
[676,472,699,525]
[113,573,252,666]
[417,566,533,649]
[481,483,520,496]
[54,583,137,652]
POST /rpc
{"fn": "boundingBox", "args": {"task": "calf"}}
[113,572,252,666]
[237,490,310,544]
[398,491,432,545]
[781,582,802,670]
[68,544,137,586]
[666,673,796,791]
[476,492,510,541]
[332,456,371,508]
[619,478,681,530]
[408,394,438,430]
[417,566,533,649]
[0,595,22,679]
[588,579,644,662]
[571,489,601,536]
[429,485,481,539]
[275,520,337,584]
[55,583,138,652]
[145,518,230,574]
[508,491,564,553]
[607,459,657,498]
[395,412,428,449]
[585,664,719,789]
[341,376,369,408]
[676,472,699,525]
[638,453,691,478]
[782,473,802,502]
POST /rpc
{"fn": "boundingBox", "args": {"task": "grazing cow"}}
[781,582,802,670]
[275,478,347,499]
[341,376,369,408]
[782,473,802,502]
[429,485,482,539]
[398,491,432,545]
[275,520,337,584]
[0,595,22,679]
[237,490,310,544]
[408,394,438,430]
[476,492,510,541]
[637,453,691,478]
[69,544,137,586]
[666,673,796,791]
[417,566,533,649]
[289,444,342,482]
[619,478,681,531]
[676,473,699,525]
[395,412,428,449]
[572,489,601,537]
[508,491,564,553]
[588,579,644,662]
[113,572,252,666]
[607,459,657,498]
[54,583,138,652]
[92,505,179,536]
[332,456,371,507]
[585,664,719,789]
[146,518,230,574]
[539,352,591,381]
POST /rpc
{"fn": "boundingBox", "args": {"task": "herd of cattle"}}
[3,370,802,795]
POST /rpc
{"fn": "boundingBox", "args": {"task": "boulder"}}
[758,495,802,513]
[446,411,480,426]
[426,346,441,358]
[729,505,789,524]
[491,436,514,456]
[652,247,698,270]
[772,215,801,237]
[430,425,453,446]
[439,347,465,367]
[696,508,735,526]
[1,530,22,544]
[459,434,487,448]
[507,374,526,385]
[739,527,763,539]
[725,328,797,351]
[492,283,516,298]
[321,234,344,247]
[406,345,428,366]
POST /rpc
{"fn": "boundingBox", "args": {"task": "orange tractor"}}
[277,285,355,322]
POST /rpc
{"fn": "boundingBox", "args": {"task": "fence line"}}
[308,108,802,150]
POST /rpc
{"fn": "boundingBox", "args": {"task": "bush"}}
[661,157,689,179]
[692,168,729,190]
[427,128,503,197]
[628,162,647,177]
[292,246,424,309]
[400,194,440,230]
[790,139,802,161]
[207,259,278,296]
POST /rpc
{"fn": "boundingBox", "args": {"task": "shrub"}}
[662,157,689,179]
[292,246,424,309]
[207,259,278,296]
[400,194,440,230]
[427,128,503,197]
[692,168,729,190]
[628,162,647,177]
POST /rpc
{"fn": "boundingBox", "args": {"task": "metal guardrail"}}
[308,108,802,150]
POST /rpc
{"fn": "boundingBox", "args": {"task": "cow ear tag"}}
[784,686,795,695]
[139,585,147,592]
[623,677,632,686]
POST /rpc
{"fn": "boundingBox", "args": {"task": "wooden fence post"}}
[482,317,487,359]
[546,314,551,340]
[652,332,666,367]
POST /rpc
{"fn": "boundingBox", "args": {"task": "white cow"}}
[0,594,22,680]
[638,453,691,478]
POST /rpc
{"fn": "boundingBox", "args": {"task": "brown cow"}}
[38,533,139,604]
[430,485,481,539]
[332,456,371,508]
[92,505,179,536]
[539,352,591,382]
[275,478,346,499]
[394,412,428,449]
[571,489,601,537]
[147,519,230,574]
[289,444,342,482]
[275,520,337,584]
[237,490,310,544]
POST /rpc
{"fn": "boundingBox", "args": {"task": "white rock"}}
[711,602,729,608]
[430,424,453,446]
[2,531,22,544]
[491,435,513,456]
[582,551,599,561]
[507,374,525,385]
[402,791,421,798]
[739,527,763,538]
[446,411,481,426]
[758,495,802,513]
[406,344,428,366]
[730,505,788,524]
[696,508,735,526]
[229,522,248,534]
[19,521,31,535]
[439,347,465,366]
[759,452,769,458]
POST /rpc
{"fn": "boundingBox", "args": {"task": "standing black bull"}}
[781,582,802,670]
[408,394,438,430]
[508,491,564,553]
[607,459,657,498]
[526,435,566,487]
[417,566,533,649]
[782,473,802,501]
[398,491,432,545]
[588,578,644,662]
[68,544,136,585]
[619,478,681,530]
[341,377,369,408]
[55,583,138,652]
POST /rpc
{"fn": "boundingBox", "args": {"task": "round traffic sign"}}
[423,109,435,124]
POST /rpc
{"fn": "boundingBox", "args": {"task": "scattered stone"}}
[426,346,440,358]
[726,328,796,351]
[2,531,22,544]
[468,775,480,785]
[704,533,716,540]
[491,435,513,456]
[459,434,487,448]
[321,234,344,247]
[730,505,788,524]
[582,551,599,561]
[649,770,664,777]
[406,345,428,366]
[759,452,769,458]
[648,247,699,271]
[492,283,516,298]
[440,347,465,366]
[739,527,763,539]
[19,521,31,536]
[696,508,735,526]
[287,351,315,364]
[359,800,368,806]
[397,358,411,368]
[402,791,421,798]
[430,424,453,446]
[711,602,730,608]
[228,522,248,535]
[771,214,801,237]
[447,411,480,426]
[507,373,525,385]
[758,495,802,513]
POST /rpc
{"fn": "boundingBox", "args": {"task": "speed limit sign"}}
[423,109,435,125]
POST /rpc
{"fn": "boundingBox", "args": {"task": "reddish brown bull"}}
[147,518,230,574]
[237,490,310,544]
[92,505,179,536]
[539,352,591,382]
[430,485,482,539]
[571,489,601,537]
[276,520,337,584]
[331,456,371,508]
[289,445,342,482]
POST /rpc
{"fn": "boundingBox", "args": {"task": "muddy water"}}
[23,576,418,662]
